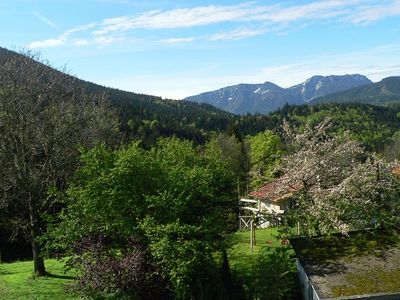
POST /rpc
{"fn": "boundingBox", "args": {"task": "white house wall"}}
[260,201,285,214]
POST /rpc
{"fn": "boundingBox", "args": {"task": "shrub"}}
[67,235,170,300]
[251,247,297,300]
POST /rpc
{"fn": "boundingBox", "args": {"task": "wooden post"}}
[253,221,256,246]
[297,221,300,235]
[250,220,254,252]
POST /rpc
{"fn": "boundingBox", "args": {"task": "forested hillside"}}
[238,103,400,152]
[0,47,234,147]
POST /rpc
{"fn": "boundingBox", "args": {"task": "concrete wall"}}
[296,259,321,300]
[260,201,284,214]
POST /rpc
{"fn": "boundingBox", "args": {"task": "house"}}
[392,165,400,177]
[249,174,301,215]
[239,174,302,229]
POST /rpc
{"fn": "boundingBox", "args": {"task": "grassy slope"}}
[228,227,299,299]
[0,259,79,300]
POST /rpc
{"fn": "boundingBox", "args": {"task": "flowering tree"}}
[279,119,399,235]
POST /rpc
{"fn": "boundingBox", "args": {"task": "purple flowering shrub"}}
[66,234,170,300]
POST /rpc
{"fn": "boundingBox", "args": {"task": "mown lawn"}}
[0,259,80,300]
[0,228,285,299]
[228,227,283,277]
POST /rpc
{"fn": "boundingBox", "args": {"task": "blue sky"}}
[1,0,400,99]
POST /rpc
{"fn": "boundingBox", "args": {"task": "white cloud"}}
[93,3,260,35]
[32,11,59,30]
[161,37,196,44]
[93,36,125,46]
[28,38,65,48]
[28,0,400,49]
[208,27,267,41]
[73,39,90,46]
[345,0,400,24]
[28,23,97,49]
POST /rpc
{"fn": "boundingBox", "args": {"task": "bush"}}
[251,247,297,300]
[67,235,170,300]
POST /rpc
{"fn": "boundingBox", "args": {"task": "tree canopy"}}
[46,137,238,299]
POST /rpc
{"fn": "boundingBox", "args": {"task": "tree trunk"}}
[28,197,46,276]
[31,239,46,276]
[0,232,2,263]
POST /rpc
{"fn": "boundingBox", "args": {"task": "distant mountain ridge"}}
[185,74,372,114]
[311,76,400,106]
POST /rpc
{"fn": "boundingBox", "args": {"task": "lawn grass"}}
[0,259,80,300]
[228,227,283,277]
[0,228,285,299]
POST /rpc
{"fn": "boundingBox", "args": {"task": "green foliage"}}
[383,130,400,161]
[108,87,233,147]
[206,133,250,181]
[251,247,297,300]
[47,137,238,299]
[248,131,285,188]
[236,103,400,153]
[0,49,119,275]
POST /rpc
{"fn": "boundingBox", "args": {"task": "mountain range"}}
[312,76,400,106]
[185,74,377,114]
[2,46,400,144]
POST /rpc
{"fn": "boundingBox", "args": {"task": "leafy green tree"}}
[383,130,400,161]
[47,137,237,299]
[248,130,285,189]
[205,133,250,196]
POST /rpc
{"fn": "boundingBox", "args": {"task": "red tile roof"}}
[249,174,302,203]
[392,165,400,176]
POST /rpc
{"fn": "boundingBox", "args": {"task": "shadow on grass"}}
[45,272,76,280]
[0,270,12,276]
